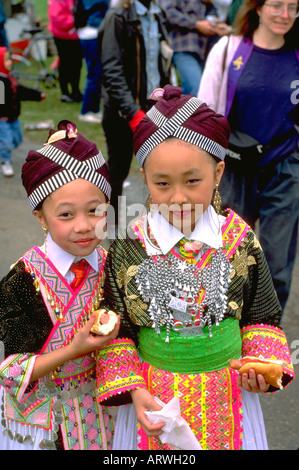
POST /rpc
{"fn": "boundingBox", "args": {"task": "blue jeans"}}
[79,38,102,115]
[220,150,299,311]
[0,119,23,163]
[172,52,203,96]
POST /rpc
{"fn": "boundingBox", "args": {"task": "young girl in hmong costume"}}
[0,121,119,450]
[95,85,295,450]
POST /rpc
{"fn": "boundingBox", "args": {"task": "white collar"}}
[145,205,225,255]
[40,233,99,277]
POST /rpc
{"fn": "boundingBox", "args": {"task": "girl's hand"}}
[130,388,165,437]
[237,369,270,393]
[68,314,120,357]
[31,315,120,383]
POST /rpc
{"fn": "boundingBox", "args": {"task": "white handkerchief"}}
[145,397,202,450]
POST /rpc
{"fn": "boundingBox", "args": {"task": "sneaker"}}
[60,94,76,103]
[78,112,102,124]
[1,162,14,177]
[94,110,103,120]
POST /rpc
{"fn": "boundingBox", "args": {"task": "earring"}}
[42,225,48,257]
[212,184,222,215]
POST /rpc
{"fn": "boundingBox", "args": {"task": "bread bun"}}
[90,309,118,336]
[229,356,287,389]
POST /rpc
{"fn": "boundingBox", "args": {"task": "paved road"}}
[0,138,298,450]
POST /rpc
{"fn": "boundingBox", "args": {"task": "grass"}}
[32,0,48,23]
[19,61,108,155]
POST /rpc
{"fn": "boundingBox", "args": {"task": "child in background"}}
[0,47,46,177]
[96,85,294,450]
[0,120,119,450]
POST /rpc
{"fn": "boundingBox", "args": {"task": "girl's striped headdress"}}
[22,120,111,210]
[133,85,230,167]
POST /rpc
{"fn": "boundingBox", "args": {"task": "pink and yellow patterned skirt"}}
[137,318,243,450]
[138,361,242,450]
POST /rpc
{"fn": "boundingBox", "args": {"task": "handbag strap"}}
[259,127,297,154]
[221,34,230,74]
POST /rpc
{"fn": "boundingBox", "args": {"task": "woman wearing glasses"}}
[198,0,299,314]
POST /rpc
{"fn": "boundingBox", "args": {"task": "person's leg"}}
[10,119,23,149]
[0,121,14,176]
[54,38,82,101]
[172,52,203,96]
[68,39,83,100]
[80,38,102,115]
[53,37,70,97]
[258,151,299,311]
[102,107,134,227]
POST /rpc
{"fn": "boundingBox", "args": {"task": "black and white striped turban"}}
[133,85,230,167]
[22,120,111,210]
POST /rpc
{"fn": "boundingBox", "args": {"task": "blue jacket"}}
[0,0,6,25]
[75,0,109,29]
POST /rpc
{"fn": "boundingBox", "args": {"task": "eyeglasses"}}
[264,1,299,17]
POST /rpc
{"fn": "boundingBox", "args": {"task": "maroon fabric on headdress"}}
[22,120,110,206]
[133,85,230,157]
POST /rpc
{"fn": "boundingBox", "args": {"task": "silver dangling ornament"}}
[135,246,231,342]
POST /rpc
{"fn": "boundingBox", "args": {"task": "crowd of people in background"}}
[43,0,240,228]
[0,0,298,311]
[1,0,298,312]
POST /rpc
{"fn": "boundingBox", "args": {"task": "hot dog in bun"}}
[229,356,287,389]
[90,309,118,336]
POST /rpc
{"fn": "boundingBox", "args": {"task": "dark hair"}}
[233,0,299,47]
[285,17,299,48]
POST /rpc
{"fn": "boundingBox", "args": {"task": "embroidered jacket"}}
[93,210,295,449]
[0,245,114,450]
[97,210,294,405]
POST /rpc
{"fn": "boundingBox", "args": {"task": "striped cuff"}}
[241,323,295,390]
[95,338,146,402]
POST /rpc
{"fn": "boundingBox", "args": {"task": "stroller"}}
[4,0,58,89]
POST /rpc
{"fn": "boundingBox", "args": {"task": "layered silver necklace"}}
[135,223,232,343]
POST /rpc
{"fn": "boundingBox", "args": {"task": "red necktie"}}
[70,259,88,290]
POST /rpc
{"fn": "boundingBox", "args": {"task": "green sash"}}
[139,317,242,373]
